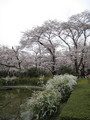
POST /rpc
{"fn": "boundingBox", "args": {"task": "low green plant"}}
[0,76,50,86]
[56,66,76,75]
[0,76,18,86]
[18,68,51,78]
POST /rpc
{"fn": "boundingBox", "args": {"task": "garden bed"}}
[59,79,90,120]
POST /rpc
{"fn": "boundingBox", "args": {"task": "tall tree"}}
[20,20,60,75]
[56,11,90,73]
[0,46,24,72]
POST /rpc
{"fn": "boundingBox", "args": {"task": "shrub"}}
[26,89,61,120]
[60,85,71,103]
[56,66,75,75]
[18,68,51,78]
[0,76,18,86]
[0,71,8,78]
[46,74,77,102]
[21,74,77,120]
[0,76,50,86]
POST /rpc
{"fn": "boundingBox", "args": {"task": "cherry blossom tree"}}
[55,11,90,73]
[20,20,61,75]
[0,46,25,74]
[1,11,89,76]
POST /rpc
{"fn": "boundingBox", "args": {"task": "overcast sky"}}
[0,0,90,47]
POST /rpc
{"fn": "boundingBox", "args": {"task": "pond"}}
[0,88,34,120]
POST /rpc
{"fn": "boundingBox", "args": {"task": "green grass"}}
[59,79,90,120]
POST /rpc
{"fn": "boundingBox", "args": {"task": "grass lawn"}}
[58,78,90,120]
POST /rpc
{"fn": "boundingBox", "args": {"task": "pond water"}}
[0,88,34,120]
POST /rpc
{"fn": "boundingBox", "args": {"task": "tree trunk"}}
[51,55,56,75]
[74,58,79,74]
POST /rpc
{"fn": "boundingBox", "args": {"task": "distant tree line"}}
[0,11,90,76]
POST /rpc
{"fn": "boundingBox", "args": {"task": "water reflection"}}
[0,88,33,120]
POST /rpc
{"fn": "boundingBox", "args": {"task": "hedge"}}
[59,79,90,120]
[0,76,50,86]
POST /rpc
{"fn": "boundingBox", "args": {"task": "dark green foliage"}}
[0,68,51,78]
[0,77,50,86]
[0,71,20,78]
[0,67,52,86]
[0,71,8,78]
[60,85,71,103]
[56,66,75,75]
[18,68,51,78]
[59,79,90,120]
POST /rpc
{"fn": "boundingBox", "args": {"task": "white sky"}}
[0,0,90,47]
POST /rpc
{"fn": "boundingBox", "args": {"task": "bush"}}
[0,76,50,86]
[18,68,51,78]
[0,76,18,86]
[60,79,90,120]
[46,74,77,102]
[60,85,71,103]
[0,71,8,78]
[56,66,75,75]
[27,89,61,120]
[21,74,77,120]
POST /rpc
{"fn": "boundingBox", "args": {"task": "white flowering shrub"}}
[22,74,77,120]
[61,74,77,90]
[0,76,18,85]
[46,74,77,91]
[2,76,18,81]
[23,89,61,120]
[46,74,77,103]
[37,75,44,86]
